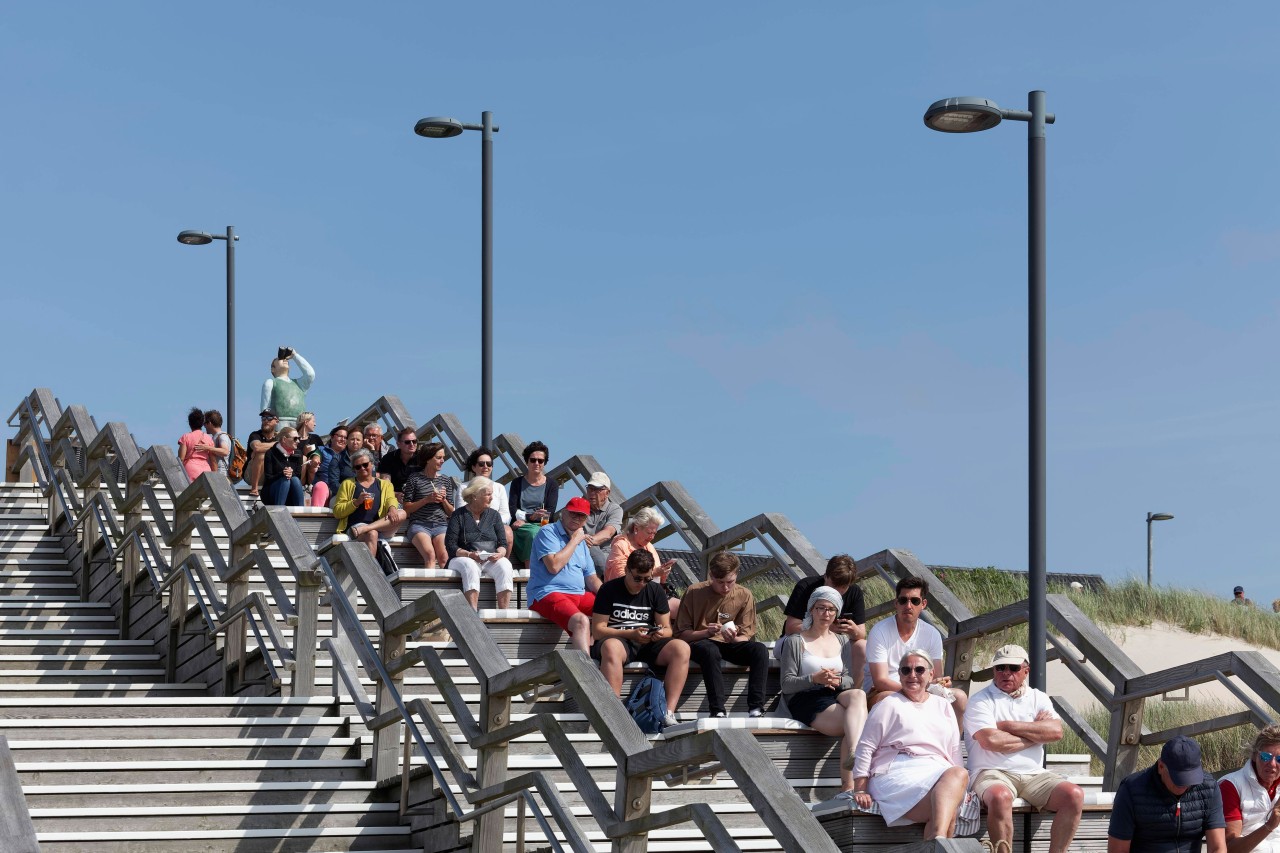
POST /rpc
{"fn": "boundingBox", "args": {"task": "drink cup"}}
[362,493,373,511]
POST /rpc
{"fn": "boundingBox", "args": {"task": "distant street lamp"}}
[924,92,1056,691]
[177,227,238,438]
[414,112,498,448]
[1146,512,1175,587]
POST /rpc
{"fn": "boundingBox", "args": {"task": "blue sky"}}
[3,4,1277,599]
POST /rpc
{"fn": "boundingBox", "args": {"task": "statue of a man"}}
[260,346,315,428]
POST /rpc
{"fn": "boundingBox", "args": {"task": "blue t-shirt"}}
[527,521,594,604]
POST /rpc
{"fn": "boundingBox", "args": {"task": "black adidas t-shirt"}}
[593,577,670,629]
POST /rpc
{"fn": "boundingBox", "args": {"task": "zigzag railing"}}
[9,387,843,853]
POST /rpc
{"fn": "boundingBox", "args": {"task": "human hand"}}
[935,675,952,688]
[282,467,294,479]
[1034,709,1054,722]
[632,626,652,643]
[1267,802,1280,831]
[854,791,872,809]
[720,621,739,641]
[833,618,855,636]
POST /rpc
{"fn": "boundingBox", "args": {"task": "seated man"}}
[965,644,1083,853]
[780,554,866,684]
[592,548,690,728]
[245,409,280,499]
[865,575,967,719]
[528,496,601,652]
[377,427,418,498]
[1219,724,1280,851]
[675,552,769,718]
[582,472,622,577]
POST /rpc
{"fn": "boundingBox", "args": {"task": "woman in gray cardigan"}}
[779,585,869,804]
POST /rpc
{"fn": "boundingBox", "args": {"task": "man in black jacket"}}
[1108,735,1226,852]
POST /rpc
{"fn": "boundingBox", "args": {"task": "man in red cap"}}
[528,496,601,652]
[1108,734,1225,852]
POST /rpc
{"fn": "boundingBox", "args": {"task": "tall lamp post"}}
[414,112,498,448]
[924,92,1055,691]
[1146,512,1174,587]
[177,227,239,438]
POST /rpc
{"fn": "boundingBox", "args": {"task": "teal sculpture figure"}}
[260,347,315,428]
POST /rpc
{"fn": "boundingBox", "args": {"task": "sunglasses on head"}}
[1260,751,1280,764]
[897,596,923,606]
[994,664,1023,673]
[899,665,929,676]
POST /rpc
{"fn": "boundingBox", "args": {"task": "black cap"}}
[1235,586,1245,595]
[259,408,278,419]
[1160,735,1204,787]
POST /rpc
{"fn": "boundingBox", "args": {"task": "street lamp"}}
[177,227,238,438]
[925,92,1056,691]
[414,112,499,448]
[1146,512,1175,587]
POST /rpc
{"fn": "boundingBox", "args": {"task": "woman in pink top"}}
[851,648,968,838]
[605,506,679,620]
[177,407,215,482]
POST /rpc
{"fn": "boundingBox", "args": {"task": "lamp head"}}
[924,97,1004,133]
[1148,512,1175,522]
[414,117,465,139]
[177,230,214,246]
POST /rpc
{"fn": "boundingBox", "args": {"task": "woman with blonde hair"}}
[605,506,679,620]
[445,476,514,610]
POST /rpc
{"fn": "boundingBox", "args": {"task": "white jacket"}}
[1221,760,1280,852]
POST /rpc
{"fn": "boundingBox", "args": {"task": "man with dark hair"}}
[675,552,770,718]
[377,427,418,497]
[245,409,280,499]
[865,575,967,717]
[1108,735,1226,852]
[592,548,690,728]
[780,555,866,682]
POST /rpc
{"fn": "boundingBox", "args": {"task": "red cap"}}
[563,496,591,515]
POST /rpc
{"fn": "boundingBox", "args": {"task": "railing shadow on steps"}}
[858,547,1280,789]
[10,388,846,853]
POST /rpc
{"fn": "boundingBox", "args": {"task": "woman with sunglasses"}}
[509,441,557,567]
[262,427,306,507]
[307,425,346,508]
[461,447,513,554]
[402,441,457,569]
[333,448,405,557]
[850,648,969,839]
[779,585,868,802]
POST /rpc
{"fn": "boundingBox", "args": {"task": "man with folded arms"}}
[965,644,1083,853]
[675,552,769,718]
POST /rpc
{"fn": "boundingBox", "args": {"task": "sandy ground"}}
[1041,621,1280,711]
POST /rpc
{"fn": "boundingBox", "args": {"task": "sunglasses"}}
[629,572,654,581]
[353,463,372,470]
[897,596,923,606]
[474,460,493,467]
[527,457,547,464]
[1260,751,1280,764]
[402,439,418,445]
[994,664,1023,673]
[899,665,929,676]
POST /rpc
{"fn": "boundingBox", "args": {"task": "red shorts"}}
[530,591,596,631]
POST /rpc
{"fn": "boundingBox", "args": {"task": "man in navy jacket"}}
[1108,735,1226,852]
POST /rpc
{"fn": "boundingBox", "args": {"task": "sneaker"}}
[662,710,679,728]
[710,711,727,719]
[748,707,764,718]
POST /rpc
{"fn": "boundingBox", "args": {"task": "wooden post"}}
[167,506,192,683]
[1106,697,1146,790]
[121,506,141,640]
[473,688,514,853]
[291,578,319,697]
[613,768,651,853]
[373,632,406,783]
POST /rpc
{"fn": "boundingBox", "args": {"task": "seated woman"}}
[445,476,514,610]
[262,427,306,507]
[333,448,405,557]
[460,447,514,554]
[402,441,457,569]
[779,585,868,802]
[509,440,557,567]
[177,406,215,482]
[605,507,680,622]
[309,425,347,508]
[850,648,968,839]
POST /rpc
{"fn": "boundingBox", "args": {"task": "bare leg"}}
[950,688,968,727]
[566,612,592,654]
[837,689,868,772]
[355,528,380,558]
[926,767,969,838]
[496,589,511,609]
[655,639,690,714]
[980,782,1015,852]
[504,524,514,553]
[464,589,479,610]
[411,531,436,568]
[1045,782,1084,853]
[848,638,867,688]
[808,699,856,791]
[247,449,267,495]
[598,638,626,696]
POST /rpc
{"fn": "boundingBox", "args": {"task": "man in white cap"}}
[965,644,1083,853]
[581,472,623,576]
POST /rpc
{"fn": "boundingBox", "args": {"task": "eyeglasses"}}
[527,457,547,465]
[897,596,923,606]
[811,605,838,615]
[994,664,1023,673]
[353,463,372,470]
[402,439,418,445]
[475,460,493,467]
[898,665,929,676]
[1260,751,1280,764]
[629,572,654,581]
